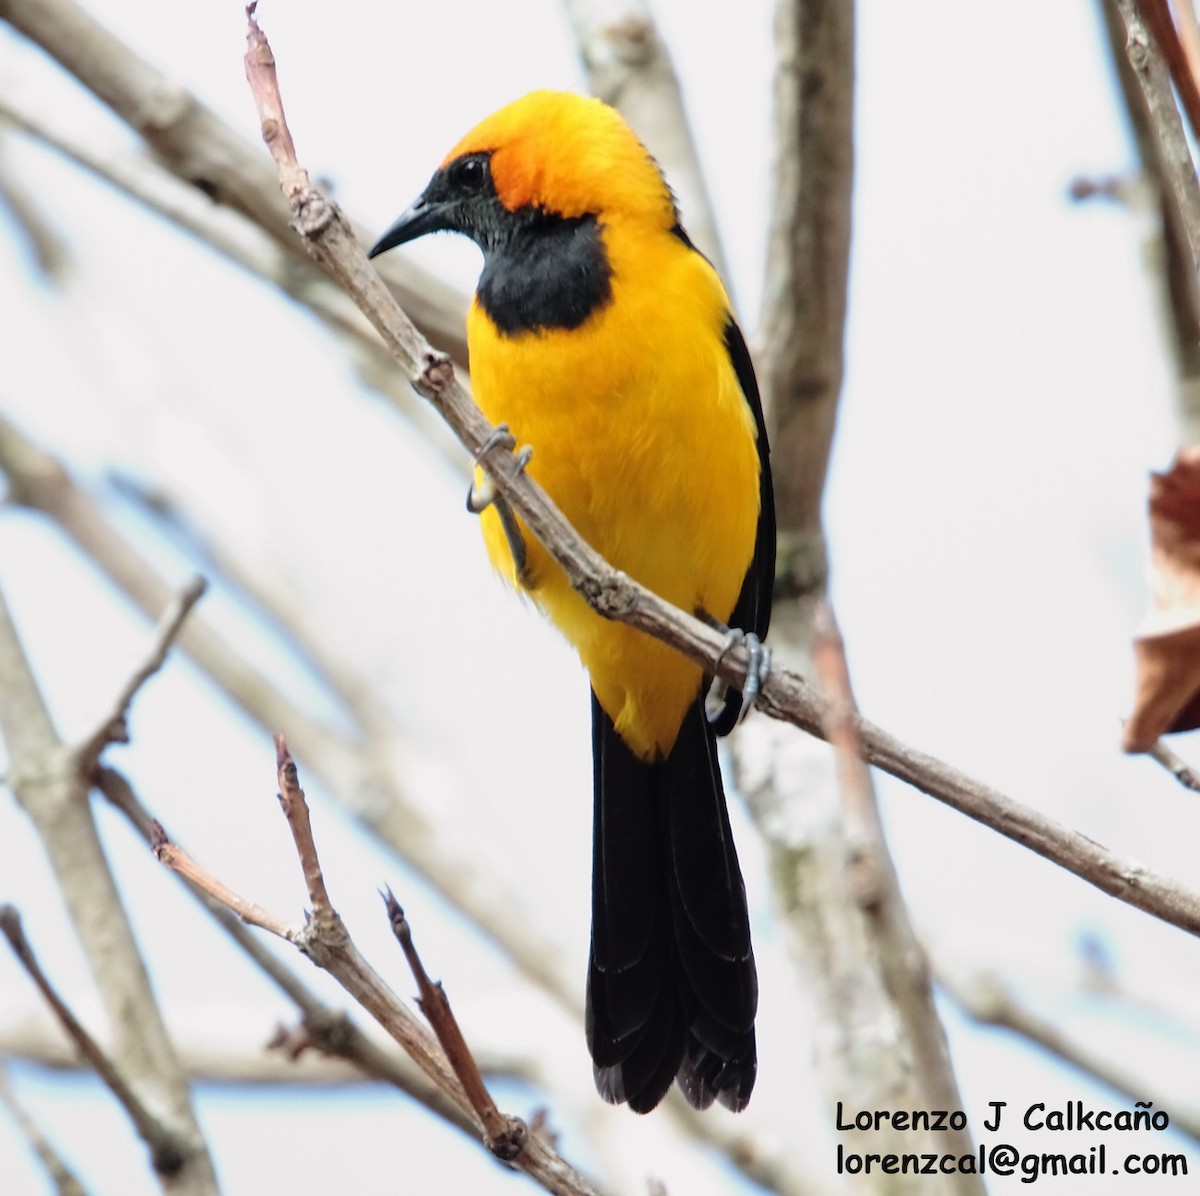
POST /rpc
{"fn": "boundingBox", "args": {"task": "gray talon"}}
[475,423,516,462]
[707,629,769,726]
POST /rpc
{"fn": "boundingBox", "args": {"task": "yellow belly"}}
[469,225,761,760]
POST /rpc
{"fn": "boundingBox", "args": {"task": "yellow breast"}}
[469,219,761,760]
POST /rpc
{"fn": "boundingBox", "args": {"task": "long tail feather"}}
[585,691,757,1113]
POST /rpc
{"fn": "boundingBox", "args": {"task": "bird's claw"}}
[465,424,535,589]
[706,629,771,725]
[467,474,498,514]
[476,423,517,461]
[466,424,532,514]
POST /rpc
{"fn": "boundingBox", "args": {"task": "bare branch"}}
[272,733,336,924]
[0,574,218,1193]
[239,7,1200,953]
[0,408,591,1021]
[0,0,470,364]
[0,907,189,1176]
[1098,0,1200,440]
[2,1014,472,1088]
[1115,0,1200,279]
[96,766,478,1135]
[383,888,528,1162]
[150,819,461,1100]
[1147,738,1200,790]
[938,959,1200,1144]
[852,710,1200,935]
[151,824,295,941]
[811,607,979,1188]
[0,1060,88,1196]
[0,121,69,279]
[0,86,466,471]
[759,0,855,594]
[74,575,207,772]
[152,731,604,1196]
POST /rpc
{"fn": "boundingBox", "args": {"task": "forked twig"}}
[382,889,529,1161]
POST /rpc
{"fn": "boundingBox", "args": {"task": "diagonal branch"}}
[0,1059,88,1196]
[0,574,219,1194]
[1117,0,1200,276]
[153,738,604,1196]
[0,84,467,472]
[0,406,584,1022]
[937,958,1200,1144]
[0,907,189,1176]
[96,766,478,1135]
[74,575,207,773]
[383,888,527,1161]
[241,7,1200,953]
[0,0,470,365]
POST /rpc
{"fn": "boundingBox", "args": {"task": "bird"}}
[369,90,774,1113]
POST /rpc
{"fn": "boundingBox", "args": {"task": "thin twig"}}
[272,734,336,924]
[851,707,1200,937]
[152,729,602,1196]
[0,0,470,364]
[1141,0,1200,140]
[0,1061,89,1196]
[0,122,69,279]
[96,766,479,1135]
[74,575,206,771]
[148,810,463,1097]
[937,959,1200,1144]
[151,823,296,940]
[1099,0,1200,441]
[382,888,529,1161]
[1148,738,1200,791]
[0,907,188,1175]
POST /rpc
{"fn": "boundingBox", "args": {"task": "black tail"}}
[585,690,757,1113]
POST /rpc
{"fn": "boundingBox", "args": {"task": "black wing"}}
[708,317,776,737]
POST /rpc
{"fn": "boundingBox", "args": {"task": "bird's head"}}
[368,90,678,260]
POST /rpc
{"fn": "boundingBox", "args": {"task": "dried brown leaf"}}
[1125,447,1200,750]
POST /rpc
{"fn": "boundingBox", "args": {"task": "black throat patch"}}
[476,208,613,336]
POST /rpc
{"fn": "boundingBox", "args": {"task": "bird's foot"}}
[466,423,535,589]
[466,423,533,512]
[705,628,771,725]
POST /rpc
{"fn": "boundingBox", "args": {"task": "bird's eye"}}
[448,154,488,193]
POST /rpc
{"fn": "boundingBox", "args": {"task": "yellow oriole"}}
[370,91,774,1113]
